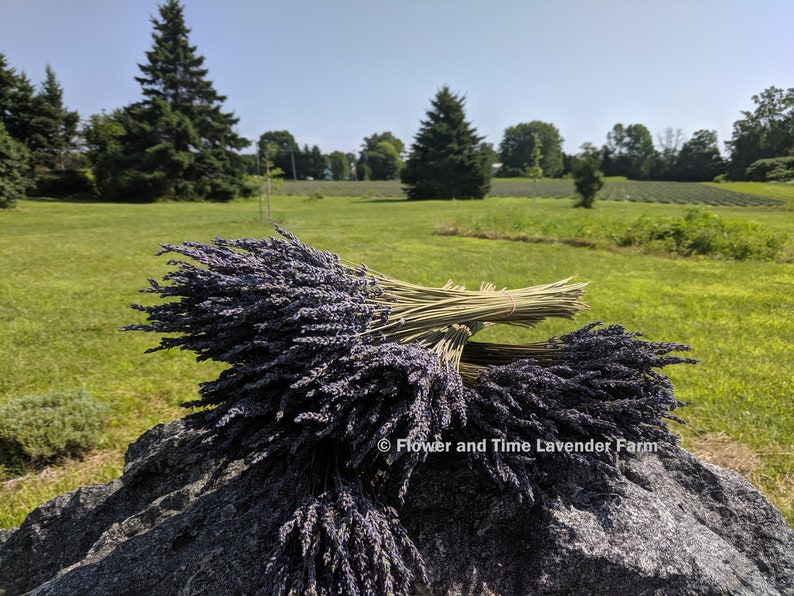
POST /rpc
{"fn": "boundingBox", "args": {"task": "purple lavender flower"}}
[122,227,385,420]
[264,479,427,595]
[293,341,467,503]
[461,322,695,503]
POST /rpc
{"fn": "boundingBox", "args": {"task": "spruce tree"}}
[0,54,17,126]
[401,86,491,200]
[117,0,248,201]
[0,121,31,208]
[29,65,79,171]
[0,55,34,189]
[0,55,36,148]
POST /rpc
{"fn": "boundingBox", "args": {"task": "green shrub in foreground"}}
[615,208,786,261]
[453,206,786,261]
[0,389,110,475]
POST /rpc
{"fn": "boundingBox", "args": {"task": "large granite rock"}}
[1,414,792,595]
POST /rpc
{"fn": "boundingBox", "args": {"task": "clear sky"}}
[1,0,792,156]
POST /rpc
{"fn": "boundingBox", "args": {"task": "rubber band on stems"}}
[500,290,517,317]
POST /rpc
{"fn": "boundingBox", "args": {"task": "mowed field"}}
[1,180,792,528]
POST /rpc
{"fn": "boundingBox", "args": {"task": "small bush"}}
[0,389,110,474]
[614,208,785,260]
[447,207,785,261]
[572,155,604,208]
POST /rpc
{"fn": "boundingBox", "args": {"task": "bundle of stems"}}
[358,272,588,372]
[459,339,564,385]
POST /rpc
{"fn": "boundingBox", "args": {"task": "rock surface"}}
[0,414,792,595]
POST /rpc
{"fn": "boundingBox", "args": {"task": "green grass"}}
[1,186,792,528]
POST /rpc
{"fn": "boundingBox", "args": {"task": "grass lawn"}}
[1,184,792,528]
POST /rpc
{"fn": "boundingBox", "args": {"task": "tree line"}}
[2,0,793,207]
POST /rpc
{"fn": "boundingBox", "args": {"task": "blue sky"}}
[1,0,792,156]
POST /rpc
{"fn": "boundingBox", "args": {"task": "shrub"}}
[572,154,604,208]
[0,389,110,474]
[614,208,785,261]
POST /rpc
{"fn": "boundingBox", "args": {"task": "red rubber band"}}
[501,290,516,317]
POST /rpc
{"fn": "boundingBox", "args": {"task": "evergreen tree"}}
[1,57,86,196]
[0,54,17,126]
[0,55,36,148]
[307,144,327,179]
[114,0,248,201]
[401,87,491,200]
[0,55,35,188]
[29,65,79,171]
[0,121,31,208]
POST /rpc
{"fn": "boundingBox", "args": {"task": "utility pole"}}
[265,154,272,223]
[256,145,264,225]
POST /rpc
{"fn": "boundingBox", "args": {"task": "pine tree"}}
[29,65,79,171]
[116,0,248,201]
[0,55,35,190]
[401,86,491,200]
[0,55,36,147]
[0,54,17,126]
[0,121,31,208]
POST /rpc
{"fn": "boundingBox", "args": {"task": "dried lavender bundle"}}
[123,228,697,594]
[123,229,471,498]
[263,480,427,596]
[123,226,385,417]
[124,226,587,422]
[292,341,467,502]
[462,322,695,503]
